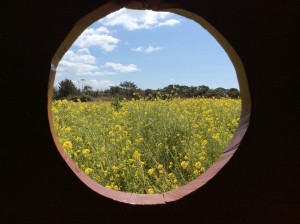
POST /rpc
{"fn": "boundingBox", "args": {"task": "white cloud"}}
[87,79,114,90]
[57,49,116,76]
[74,27,120,51]
[57,60,115,76]
[63,49,96,64]
[145,45,161,53]
[103,62,140,73]
[131,45,161,53]
[131,46,143,52]
[157,19,180,27]
[57,49,139,77]
[99,8,180,31]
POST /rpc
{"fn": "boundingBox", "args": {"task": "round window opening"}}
[48,3,250,205]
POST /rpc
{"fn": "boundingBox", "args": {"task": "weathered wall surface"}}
[1,0,299,223]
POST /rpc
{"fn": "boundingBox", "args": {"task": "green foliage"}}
[68,94,93,102]
[58,79,78,98]
[110,97,123,111]
[119,81,137,90]
[52,87,60,100]
[227,88,240,99]
[53,79,240,101]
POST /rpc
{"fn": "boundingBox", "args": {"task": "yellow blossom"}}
[193,170,199,176]
[52,96,241,194]
[112,166,119,171]
[147,168,155,175]
[84,168,93,174]
[108,131,114,137]
[157,164,163,170]
[194,162,202,169]
[74,136,82,142]
[51,107,58,113]
[132,150,141,159]
[200,156,206,161]
[168,173,175,178]
[129,159,135,164]
[180,161,189,169]
[136,137,144,143]
[147,188,154,194]
[82,149,90,155]
[114,125,122,131]
[62,141,72,149]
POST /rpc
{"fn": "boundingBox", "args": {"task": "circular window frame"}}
[48,0,251,205]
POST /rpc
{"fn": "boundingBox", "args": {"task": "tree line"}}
[53,79,240,102]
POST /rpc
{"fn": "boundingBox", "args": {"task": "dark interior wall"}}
[1,0,299,223]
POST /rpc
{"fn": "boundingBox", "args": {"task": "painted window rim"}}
[47,0,251,205]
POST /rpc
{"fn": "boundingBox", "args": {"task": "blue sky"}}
[55,8,239,90]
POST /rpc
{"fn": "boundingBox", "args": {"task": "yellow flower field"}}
[52,97,241,194]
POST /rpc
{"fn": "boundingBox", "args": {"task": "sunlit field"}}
[52,96,241,194]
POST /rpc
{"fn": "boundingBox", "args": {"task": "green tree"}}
[52,87,59,100]
[119,81,138,98]
[120,81,137,91]
[58,79,78,98]
[214,87,227,98]
[227,88,240,99]
[83,85,93,96]
[196,85,209,96]
[107,86,122,96]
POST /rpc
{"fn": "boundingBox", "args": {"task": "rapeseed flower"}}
[147,188,154,194]
[51,107,58,113]
[132,150,141,159]
[129,159,135,164]
[194,162,202,169]
[147,168,155,175]
[82,149,90,155]
[157,164,163,170]
[63,141,72,149]
[108,131,114,137]
[53,97,241,194]
[136,137,144,143]
[180,161,189,169]
[84,168,93,174]
[74,136,82,142]
[168,173,175,178]
[114,125,122,131]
